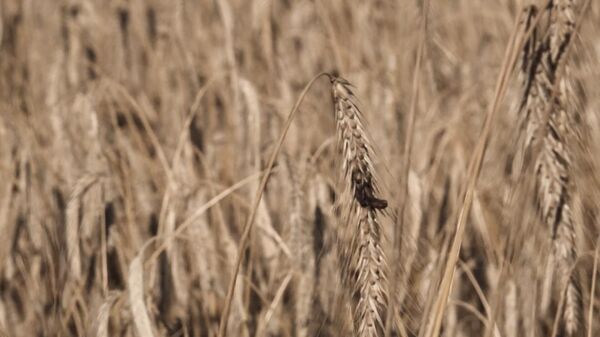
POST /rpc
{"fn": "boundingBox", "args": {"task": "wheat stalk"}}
[331,76,389,337]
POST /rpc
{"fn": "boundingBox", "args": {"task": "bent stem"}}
[217,72,330,337]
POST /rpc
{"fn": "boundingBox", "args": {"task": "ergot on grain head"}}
[331,73,389,337]
[353,169,388,210]
[330,74,388,211]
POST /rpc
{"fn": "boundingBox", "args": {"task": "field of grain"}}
[1,0,600,336]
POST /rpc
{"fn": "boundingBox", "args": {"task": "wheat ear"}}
[517,1,582,335]
[331,76,389,337]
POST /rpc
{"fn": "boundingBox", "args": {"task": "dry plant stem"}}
[255,273,293,337]
[100,191,108,296]
[589,245,599,337]
[459,261,492,324]
[460,260,503,337]
[424,10,530,337]
[217,72,329,337]
[449,300,490,328]
[384,1,429,336]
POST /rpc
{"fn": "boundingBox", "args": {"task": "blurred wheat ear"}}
[331,76,390,337]
[516,1,584,335]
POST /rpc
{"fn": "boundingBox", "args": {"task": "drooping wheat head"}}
[331,76,389,337]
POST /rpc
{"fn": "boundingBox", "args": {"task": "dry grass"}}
[2,1,600,337]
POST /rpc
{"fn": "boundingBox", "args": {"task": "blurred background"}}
[1,0,600,336]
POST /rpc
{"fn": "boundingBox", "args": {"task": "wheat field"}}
[1,0,600,336]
